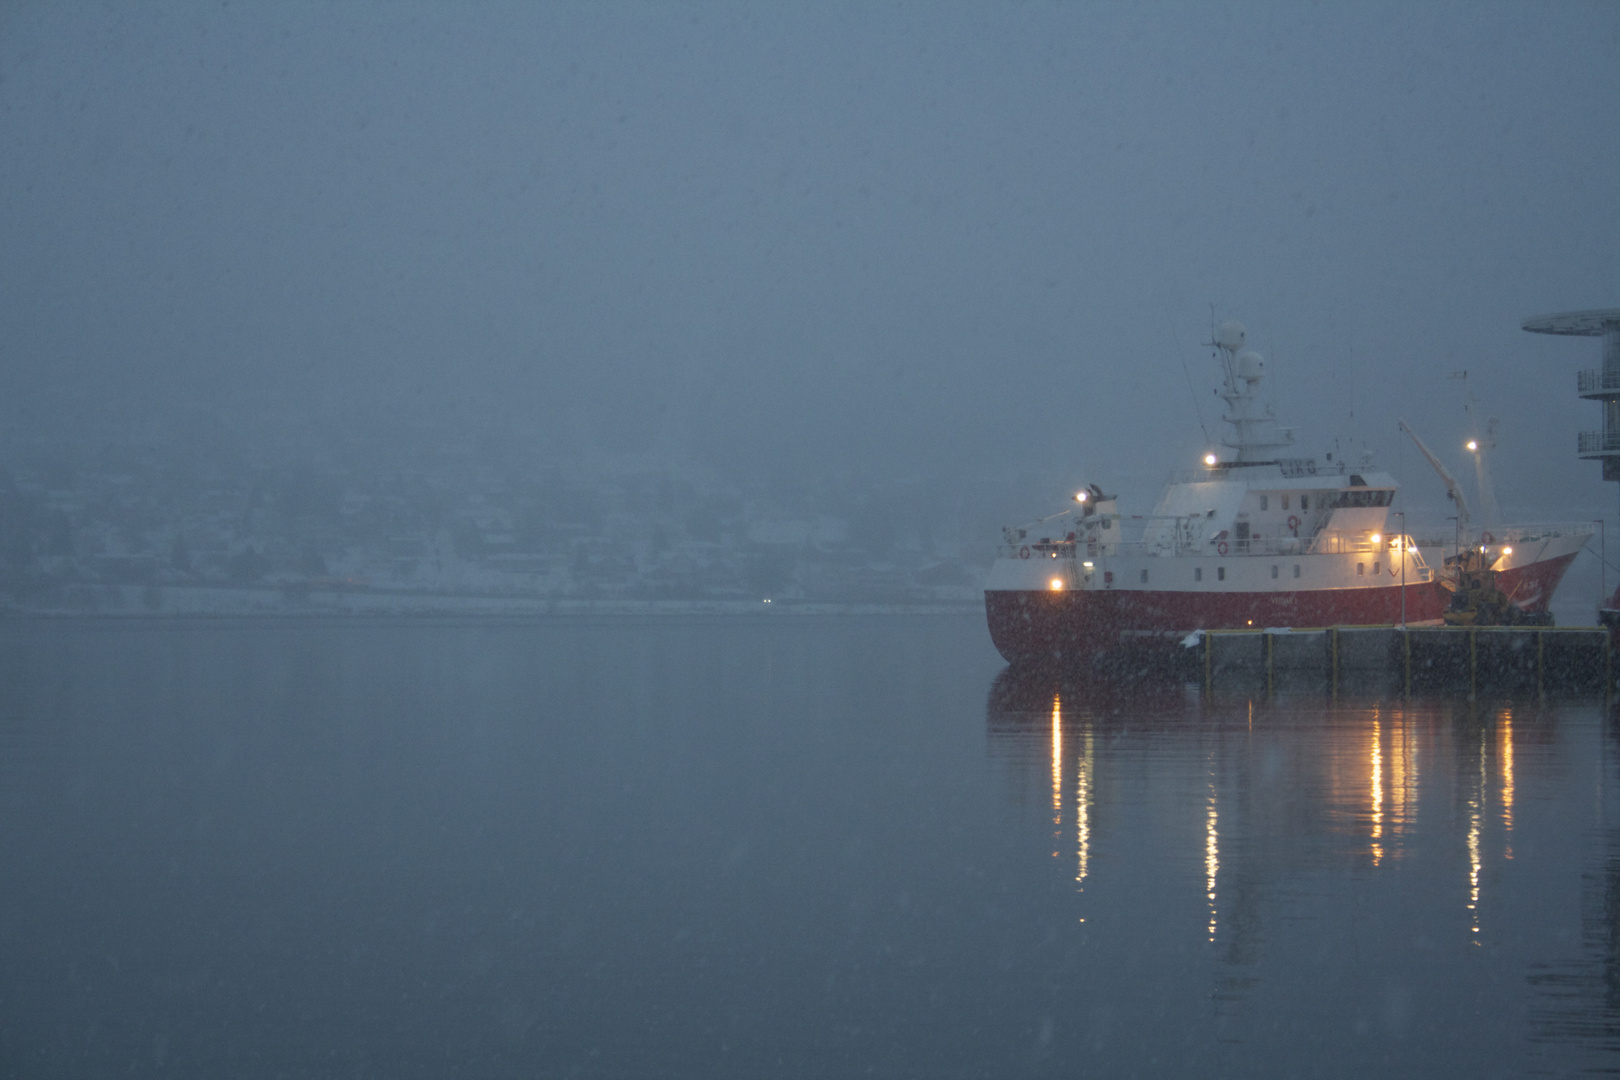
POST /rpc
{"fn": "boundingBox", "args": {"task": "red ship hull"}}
[985,581,1451,666]
[1493,551,1578,614]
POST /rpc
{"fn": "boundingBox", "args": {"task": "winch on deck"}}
[1440,547,1553,627]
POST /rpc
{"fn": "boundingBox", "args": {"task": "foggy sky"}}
[2,2,1618,515]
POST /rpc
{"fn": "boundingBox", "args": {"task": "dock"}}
[1197,625,1613,695]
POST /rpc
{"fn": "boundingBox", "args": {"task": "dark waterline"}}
[1,616,1617,1078]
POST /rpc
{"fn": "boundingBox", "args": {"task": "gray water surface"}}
[1,616,1616,1077]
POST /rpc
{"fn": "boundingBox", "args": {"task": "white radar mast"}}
[1210,320,1296,463]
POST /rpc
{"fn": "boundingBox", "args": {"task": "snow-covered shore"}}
[7,583,981,618]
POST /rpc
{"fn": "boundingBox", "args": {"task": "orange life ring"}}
[1287,515,1300,532]
[1216,541,1228,556]
[1480,531,1493,545]
[1019,546,1030,559]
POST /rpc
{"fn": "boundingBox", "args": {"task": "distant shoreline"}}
[3,583,981,619]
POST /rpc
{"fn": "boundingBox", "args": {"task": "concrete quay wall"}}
[1200,626,1612,694]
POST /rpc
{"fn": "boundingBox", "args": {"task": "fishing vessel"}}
[984,321,1591,666]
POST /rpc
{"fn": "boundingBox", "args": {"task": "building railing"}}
[1577,368,1620,396]
[1578,430,1620,455]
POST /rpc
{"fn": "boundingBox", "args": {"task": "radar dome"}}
[1236,350,1265,382]
[1215,321,1246,351]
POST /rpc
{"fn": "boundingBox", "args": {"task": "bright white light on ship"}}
[1501,546,1512,556]
[1466,440,1479,452]
[1370,533,1381,544]
[1050,578,1063,591]
[1203,453,1218,466]
[1082,561,1094,569]
[1075,490,1089,503]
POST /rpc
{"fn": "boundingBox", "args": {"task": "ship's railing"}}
[1409,524,1599,564]
[998,540,1081,560]
[1482,522,1595,544]
[997,520,1594,563]
[1578,430,1620,455]
[1419,522,1598,546]
[997,533,1414,561]
[1305,533,1385,555]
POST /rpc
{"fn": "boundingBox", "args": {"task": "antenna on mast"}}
[1451,370,1501,528]
[1178,316,1212,445]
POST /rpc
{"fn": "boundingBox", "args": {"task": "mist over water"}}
[4,616,1620,1076]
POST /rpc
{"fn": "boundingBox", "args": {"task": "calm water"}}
[1,616,1618,1078]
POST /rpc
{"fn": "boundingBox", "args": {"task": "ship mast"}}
[1451,372,1501,528]
[1211,321,1295,464]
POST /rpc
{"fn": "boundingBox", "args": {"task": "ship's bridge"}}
[1143,461,1397,557]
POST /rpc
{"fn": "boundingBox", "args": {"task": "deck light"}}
[1082,561,1094,569]
[1074,490,1089,503]
[1466,440,1479,452]
[1050,578,1063,591]
[1370,533,1381,544]
[1204,453,1218,466]
[1501,546,1512,556]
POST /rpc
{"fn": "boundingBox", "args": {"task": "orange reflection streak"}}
[1051,695,1062,856]
[1370,718,1384,865]
[1467,732,1484,942]
[1391,716,1408,840]
[1076,727,1093,889]
[1500,713,1515,858]
[1205,782,1219,942]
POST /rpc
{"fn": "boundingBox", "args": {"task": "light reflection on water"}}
[986,667,1620,1072]
[1205,774,1219,943]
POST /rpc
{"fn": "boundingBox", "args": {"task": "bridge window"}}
[1357,562,1365,576]
[1333,489,1397,509]
[1260,495,1269,511]
[1282,494,1290,511]
[1217,567,1226,581]
[1293,564,1301,579]
[1271,564,1279,579]
[1140,569,1148,584]
[1300,495,1309,510]
[1195,567,1203,582]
